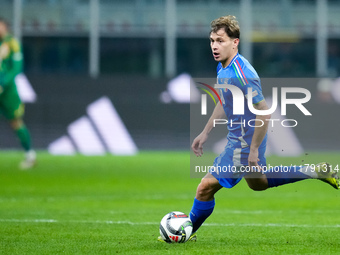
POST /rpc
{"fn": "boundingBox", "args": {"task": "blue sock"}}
[189,198,215,233]
[265,165,310,188]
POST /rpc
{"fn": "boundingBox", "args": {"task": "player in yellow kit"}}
[0,18,36,169]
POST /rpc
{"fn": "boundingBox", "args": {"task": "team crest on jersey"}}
[218,78,229,93]
[218,78,229,85]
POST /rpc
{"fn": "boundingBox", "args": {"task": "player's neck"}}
[0,33,8,41]
[221,50,238,68]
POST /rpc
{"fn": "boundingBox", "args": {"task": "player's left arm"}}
[248,100,271,169]
[0,38,23,87]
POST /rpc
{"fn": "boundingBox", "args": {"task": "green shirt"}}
[0,34,23,90]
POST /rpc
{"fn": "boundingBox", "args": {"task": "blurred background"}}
[0,0,339,154]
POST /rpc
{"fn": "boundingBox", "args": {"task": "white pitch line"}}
[0,219,340,228]
[203,223,340,228]
[0,219,57,223]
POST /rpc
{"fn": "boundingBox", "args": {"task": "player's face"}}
[210,29,239,68]
[0,22,7,39]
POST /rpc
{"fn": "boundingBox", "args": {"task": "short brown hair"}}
[0,17,8,26]
[210,15,240,39]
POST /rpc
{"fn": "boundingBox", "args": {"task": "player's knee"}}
[248,184,267,191]
[247,180,268,191]
[196,179,215,201]
[245,173,268,191]
[9,118,23,130]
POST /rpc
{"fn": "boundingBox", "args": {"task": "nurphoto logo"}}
[199,83,312,128]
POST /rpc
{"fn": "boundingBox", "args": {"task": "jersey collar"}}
[222,52,239,70]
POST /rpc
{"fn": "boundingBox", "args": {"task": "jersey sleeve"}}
[244,77,264,105]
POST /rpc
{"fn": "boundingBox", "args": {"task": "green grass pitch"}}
[0,151,340,254]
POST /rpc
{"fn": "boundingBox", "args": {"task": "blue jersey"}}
[217,53,267,149]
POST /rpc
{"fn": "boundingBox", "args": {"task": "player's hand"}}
[191,132,208,157]
[0,73,4,94]
[248,148,261,172]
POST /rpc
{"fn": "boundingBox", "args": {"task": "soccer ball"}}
[159,211,193,243]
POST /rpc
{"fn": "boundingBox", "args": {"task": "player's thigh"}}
[0,85,24,120]
[196,173,222,201]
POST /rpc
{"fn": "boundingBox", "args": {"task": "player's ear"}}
[233,38,240,48]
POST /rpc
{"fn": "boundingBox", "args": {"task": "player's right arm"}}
[0,38,23,87]
[191,101,226,157]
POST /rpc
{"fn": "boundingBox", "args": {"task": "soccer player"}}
[0,18,36,169]
[187,15,339,240]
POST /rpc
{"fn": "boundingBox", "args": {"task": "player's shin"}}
[189,198,215,232]
[15,124,32,151]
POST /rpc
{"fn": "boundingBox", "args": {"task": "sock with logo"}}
[189,198,215,233]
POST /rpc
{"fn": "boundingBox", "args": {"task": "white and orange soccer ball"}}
[159,211,193,243]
